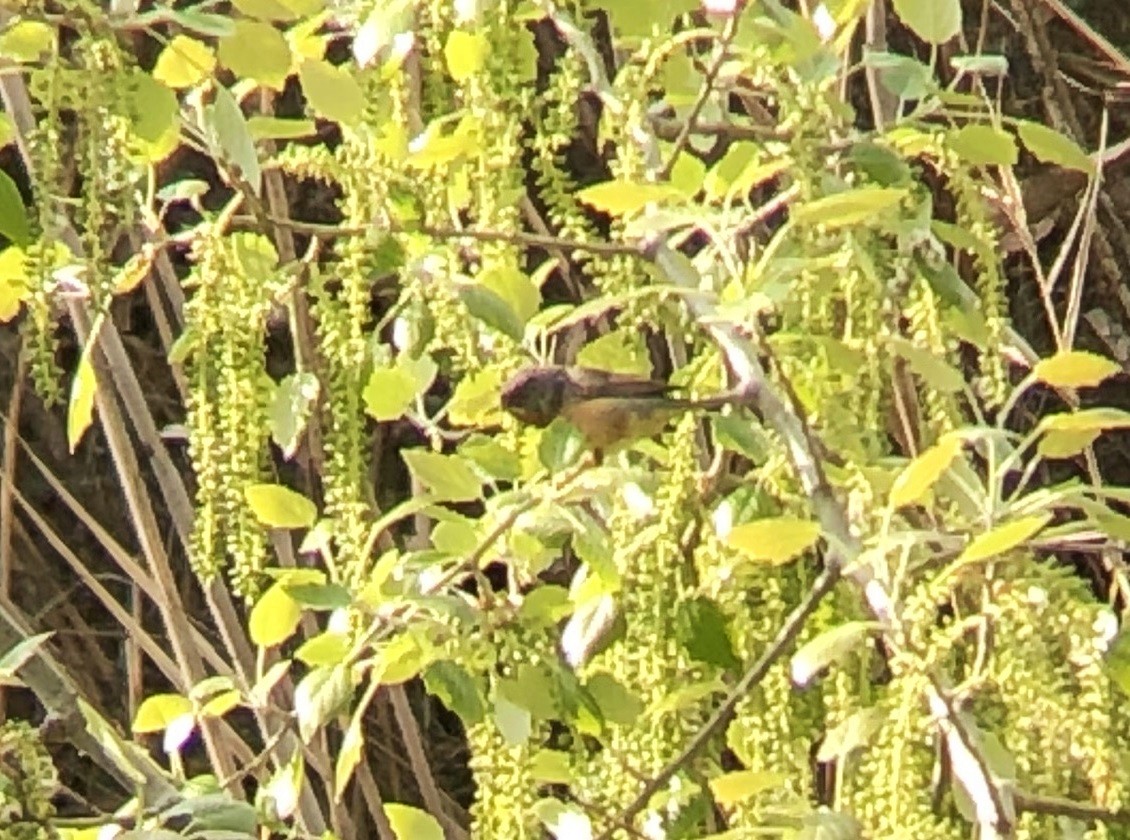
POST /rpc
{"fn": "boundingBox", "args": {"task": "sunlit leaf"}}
[576,180,684,216]
[709,770,788,806]
[1033,350,1119,389]
[384,803,443,840]
[957,514,1051,564]
[447,368,504,426]
[248,116,318,140]
[791,186,908,228]
[152,35,216,88]
[402,450,483,502]
[299,58,364,127]
[723,517,821,565]
[0,20,54,61]
[68,320,102,453]
[133,693,193,733]
[269,372,319,459]
[888,435,961,508]
[218,20,292,91]
[294,664,352,742]
[0,245,28,322]
[249,583,302,647]
[245,483,317,528]
[444,30,488,82]
[208,85,261,193]
[1036,428,1100,460]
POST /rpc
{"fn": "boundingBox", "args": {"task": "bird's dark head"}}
[500,366,570,428]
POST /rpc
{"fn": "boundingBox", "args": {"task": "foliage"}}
[1,0,1129,839]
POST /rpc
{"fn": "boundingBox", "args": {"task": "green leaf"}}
[458,282,524,340]
[1039,407,1130,433]
[248,116,318,140]
[791,621,881,685]
[208,85,261,194]
[537,418,586,471]
[669,152,706,196]
[888,435,961,508]
[950,54,1008,77]
[1106,632,1130,699]
[817,706,887,762]
[459,434,520,480]
[479,265,541,324]
[401,450,483,502]
[585,672,643,726]
[245,483,317,528]
[575,329,651,376]
[166,9,236,37]
[887,337,964,392]
[299,58,364,128]
[218,20,292,91]
[530,749,574,784]
[444,30,489,82]
[709,770,788,806]
[724,517,820,565]
[676,597,740,670]
[957,514,1051,564]
[862,52,933,99]
[124,69,179,146]
[0,632,51,685]
[424,661,485,725]
[294,664,352,742]
[949,124,1018,167]
[1016,120,1094,174]
[384,804,444,840]
[68,318,102,453]
[152,35,216,89]
[1033,350,1119,389]
[269,371,319,459]
[577,180,684,216]
[249,583,302,647]
[494,693,532,745]
[891,0,961,44]
[283,582,351,609]
[791,186,908,228]
[0,169,30,248]
[375,632,433,685]
[132,693,193,733]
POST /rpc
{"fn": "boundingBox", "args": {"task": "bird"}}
[499,364,752,453]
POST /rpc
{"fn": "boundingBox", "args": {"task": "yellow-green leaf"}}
[402,450,483,502]
[1037,428,1101,460]
[68,319,102,453]
[949,124,1018,167]
[1016,120,1094,175]
[1040,408,1130,433]
[0,20,54,62]
[152,35,216,89]
[299,58,364,127]
[958,514,1051,564]
[790,186,907,228]
[447,368,504,426]
[724,517,820,565]
[200,689,241,718]
[891,0,960,44]
[247,116,318,140]
[232,0,298,21]
[335,711,364,799]
[577,180,684,216]
[245,483,317,528]
[444,30,488,82]
[709,770,788,806]
[384,803,443,840]
[888,435,961,508]
[1033,350,1120,389]
[218,20,292,91]
[363,368,418,421]
[249,582,302,647]
[132,693,193,733]
[0,246,28,322]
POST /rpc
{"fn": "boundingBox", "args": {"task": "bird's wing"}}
[565,366,673,400]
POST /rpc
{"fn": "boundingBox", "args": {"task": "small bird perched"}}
[500,364,750,453]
